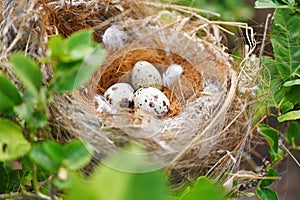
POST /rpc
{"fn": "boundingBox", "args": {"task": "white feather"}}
[163,64,184,87]
[94,95,112,113]
[102,25,127,49]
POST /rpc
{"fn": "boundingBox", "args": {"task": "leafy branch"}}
[0,29,105,197]
[255,0,300,199]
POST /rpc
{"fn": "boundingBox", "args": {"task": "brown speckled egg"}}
[131,61,163,90]
[131,87,170,117]
[104,83,134,108]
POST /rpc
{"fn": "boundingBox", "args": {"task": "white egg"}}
[131,61,163,90]
[132,87,170,117]
[104,83,134,109]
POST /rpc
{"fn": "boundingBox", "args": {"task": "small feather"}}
[163,64,184,87]
[102,25,128,49]
[94,95,112,113]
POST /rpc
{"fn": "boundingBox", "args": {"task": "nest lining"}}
[97,47,203,117]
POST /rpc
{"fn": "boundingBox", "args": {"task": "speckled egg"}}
[104,83,134,108]
[132,87,170,117]
[131,61,163,90]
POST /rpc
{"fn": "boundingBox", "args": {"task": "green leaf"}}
[181,177,226,200]
[259,168,277,188]
[30,140,92,173]
[66,148,168,200]
[29,142,63,173]
[274,86,288,106]
[257,124,283,163]
[93,168,168,200]
[173,0,253,21]
[240,191,256,197]
[13,90,48,129]
[7,169,22,192]
[256,188,278,200]
[49,30,95,63]
[63,140,93,170]
[72,45,106,90]
[66,30,93,51]
[283,79,300,86]
[52,61,82,93]
[271,8,300,81]
[50,29,106,93]
[0,75,22,113]
[282,86,300,107]
[53,45,106,93]
[65,173,98,200]
[0,119,31,161]
[286,121,300,146]
[48,35,65,58]
[281,101,294,113]
[0,162,9,193]
[43,142,64,164]
[168,196,180,200]
[255,0,288,8]
[278,110,300,122]
[257,124,279,152]
[9,53,42,96]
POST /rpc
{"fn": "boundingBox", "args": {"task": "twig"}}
[32,164,40,194]
[258,14,272,69]
[206,115,267,177]
[280,143,300,168]
[0,191,51,200]
[232,115,266,155]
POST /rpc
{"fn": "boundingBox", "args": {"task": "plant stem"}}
[32,163,40,194]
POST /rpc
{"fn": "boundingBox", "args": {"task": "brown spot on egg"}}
[149,102,155,107]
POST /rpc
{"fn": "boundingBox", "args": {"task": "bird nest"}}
[0,0,257,190]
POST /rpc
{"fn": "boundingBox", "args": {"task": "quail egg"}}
[104,83,134,109]
[131,61,163,90]
[131,87,170,117]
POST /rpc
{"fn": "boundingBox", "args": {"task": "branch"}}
[0,190,51,200]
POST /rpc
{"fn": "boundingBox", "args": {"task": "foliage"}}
[256,188,278,200]
[0,119,31,161]
[180,177,227,200]
[66,147,169,200]
[256,0,300,148]
[257,124,283,164]
[161,0,253,21]
[66,148,227,200]
[255,0,300,199]
[0,29,105,198]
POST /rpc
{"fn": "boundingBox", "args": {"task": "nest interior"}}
[0,0,256,190]
[96,47,203,117]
